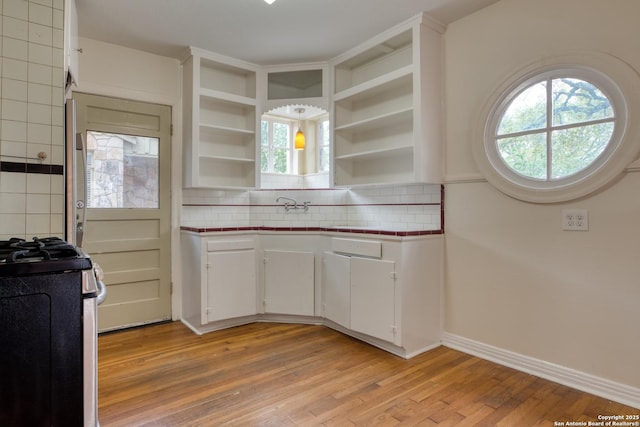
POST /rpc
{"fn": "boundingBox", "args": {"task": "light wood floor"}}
[98,321,637,426]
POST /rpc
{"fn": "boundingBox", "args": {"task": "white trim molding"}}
[442,332,640,410]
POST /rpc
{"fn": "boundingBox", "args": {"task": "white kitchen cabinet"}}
[323,235,442,356]
[263,249,314,316]
[181,230,442,358]
[180,232,259,333]
[322,252,351,329]
[331,13,444,186]
[206,249,256,322]
[350,257,396,343]
[182,47,259,189]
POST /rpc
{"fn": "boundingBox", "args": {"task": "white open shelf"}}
[331,14,443,187]
[183,47,259,189]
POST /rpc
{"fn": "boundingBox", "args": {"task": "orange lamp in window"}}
[294,107,305,150]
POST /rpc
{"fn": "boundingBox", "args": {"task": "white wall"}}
[444,0,640,398]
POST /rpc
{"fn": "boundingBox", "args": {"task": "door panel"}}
[350,257,395,342]
[73,93,171,331]
[323,252,350,329]
[264,250,314,316]
[207,250,257,322]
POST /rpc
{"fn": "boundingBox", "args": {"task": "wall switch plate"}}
[562,209,589,231]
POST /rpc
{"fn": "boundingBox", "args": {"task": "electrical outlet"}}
[562,209,589,231]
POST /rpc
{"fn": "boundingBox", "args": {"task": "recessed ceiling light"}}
[264,0,276,4]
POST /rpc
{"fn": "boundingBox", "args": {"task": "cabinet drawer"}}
[331,238,381,258]
[207,239,254,252]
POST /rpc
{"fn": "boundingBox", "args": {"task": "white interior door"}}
[73,92,172,331]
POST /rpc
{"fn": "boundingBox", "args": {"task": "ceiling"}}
[76,0,500,65]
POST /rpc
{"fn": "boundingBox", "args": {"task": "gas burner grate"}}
[0,237,82,264]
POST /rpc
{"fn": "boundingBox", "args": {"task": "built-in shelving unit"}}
[331,14,445,186]
[181,13,444,189]
[182,47,259,189]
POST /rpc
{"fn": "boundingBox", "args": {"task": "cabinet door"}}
[322,252,350,329]
[206,250,256,322]
[350,257,395,342]
[264,250,314,316]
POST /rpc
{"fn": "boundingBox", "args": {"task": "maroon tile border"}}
[0,161,64,175]
[180,225,443,236]
[181,185,446,236]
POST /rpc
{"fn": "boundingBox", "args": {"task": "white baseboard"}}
[442,332,640,410]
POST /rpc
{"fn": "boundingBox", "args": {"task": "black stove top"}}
[0,237,92,277]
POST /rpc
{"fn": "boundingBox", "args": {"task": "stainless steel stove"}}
[0,236,106,426]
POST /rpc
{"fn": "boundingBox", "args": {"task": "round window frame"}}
[473,52,640,203]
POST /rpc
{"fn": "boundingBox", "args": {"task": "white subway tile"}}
[3,0,28,20]
[28,43,52,66]
[0,213,26,236]
[50,194,63,213]
[26,193,50,213]
[2,57,28,81]
[52,27,63,49]
[2,36,28,61]
[1,119,27,141]
[50,124,63,145]
[52,8,63,29]
[1,141,26,161]
[26,213,50,235]
[50,144,63,164]
[50,175,63,194]
[1,99,27,121]
[26,173,50,194]
[0,192,26,213]
[3,16,28,40]
[28,62,52,86]
[2,78,27,101]
[29,23,53,47]
[49,213,63,234]
[28,82,52,104]
[52,46,63,68]
[29,3,53,27]
[28,102,51,125]
[51,104,63,125]
[27,122,50,143]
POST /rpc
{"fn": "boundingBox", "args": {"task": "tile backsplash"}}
[182,183,443,232]
[0,0,66,240]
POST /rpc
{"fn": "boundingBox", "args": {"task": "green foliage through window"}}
[261,118,292,174]
[496,77,614,180]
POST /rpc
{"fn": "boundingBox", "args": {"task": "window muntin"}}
[495,76,615,181]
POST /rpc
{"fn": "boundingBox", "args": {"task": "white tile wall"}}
[182,183,442,231]
[0,0,65,239]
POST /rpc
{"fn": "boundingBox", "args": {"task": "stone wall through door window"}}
[86,131,159,208]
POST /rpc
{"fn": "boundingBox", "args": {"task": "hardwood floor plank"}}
[98,321,639,426]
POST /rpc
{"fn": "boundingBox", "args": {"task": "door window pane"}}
[86,131,159,208]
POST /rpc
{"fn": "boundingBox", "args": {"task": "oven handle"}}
[96,278,107,305]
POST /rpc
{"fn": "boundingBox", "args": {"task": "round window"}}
[474,53,640,203]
